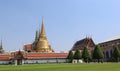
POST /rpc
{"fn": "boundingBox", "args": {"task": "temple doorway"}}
[14,50,24,65]
[17,59,22,65]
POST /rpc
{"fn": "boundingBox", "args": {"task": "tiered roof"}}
[72,37,95,51]
[23,44,32,51]
[0,54,9,60]
[0,51,68,60]
[27,53,68,59]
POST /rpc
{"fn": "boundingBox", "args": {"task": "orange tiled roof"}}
[10,51,27,59]
[27,53,68,59]
[0,54,9,60]
[10,51,68,60]
[23,44,32,50]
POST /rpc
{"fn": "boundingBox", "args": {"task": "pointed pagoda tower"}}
[32,17,54,53]
[0,40,2,50]
[0,40,4,53]
[32,30,39,50]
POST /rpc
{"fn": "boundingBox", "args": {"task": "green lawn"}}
[0,63,120,71]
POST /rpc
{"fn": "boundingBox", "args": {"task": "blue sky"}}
[0,0,120,52]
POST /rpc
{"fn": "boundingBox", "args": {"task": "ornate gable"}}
[72,37,95,51]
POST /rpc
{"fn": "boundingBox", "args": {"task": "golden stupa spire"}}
[40,17,46,35]
[34,17,54,53]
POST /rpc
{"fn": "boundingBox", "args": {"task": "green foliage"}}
[67,50,74,59]
[112,46,120,61]
[92,45,104,59]
[74,49,82,59]
[67,50,74,62]
[82,47,91,62]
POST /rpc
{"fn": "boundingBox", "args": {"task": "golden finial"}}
[40,17,46,35]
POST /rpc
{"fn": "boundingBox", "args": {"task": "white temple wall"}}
[0,60,9,64]
[15,60,17,65]
[0,59,67,64]
[25,58,67,64]
[57,59,67,63]
[22,59,24,64]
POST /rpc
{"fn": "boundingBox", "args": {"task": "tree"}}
[67,50,74,63]
[92,45,104,63]
[74,49,82,62]
[82,47,91,63]
[112,46,120,62]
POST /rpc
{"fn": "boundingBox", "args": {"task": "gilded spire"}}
[35,30,39,40]
[35,17,54,53]
[40,17,46,35]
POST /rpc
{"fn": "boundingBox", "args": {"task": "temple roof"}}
[23,44,32,51]
[10,51,27,60]
[1,50,68,60]
[0,54,9,60]
[14,50,24,59]
[101,35,120,43]
[72,37,95,51]
[27,53,68,59]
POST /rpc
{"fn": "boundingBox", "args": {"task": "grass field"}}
[0,63,120,71]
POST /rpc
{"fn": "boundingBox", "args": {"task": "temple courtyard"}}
[0,63,120,71]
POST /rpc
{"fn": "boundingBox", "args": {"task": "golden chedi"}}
[32,18,54,53]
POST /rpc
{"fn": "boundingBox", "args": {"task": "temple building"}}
[99,36,120,60]
[8,50,67,65]
[3,17,120,64]
[24,18,54,53]
[0,41,9,64]
[0,18,68,65]
[71,37,95,53]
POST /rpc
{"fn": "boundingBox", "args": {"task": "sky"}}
[0,0,120,52]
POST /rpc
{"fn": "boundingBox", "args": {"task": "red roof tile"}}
[0,51,68,60]
[23,44,32,50]
[27,53,68,59]
[0,54,9,60]
[10,51,27,59]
